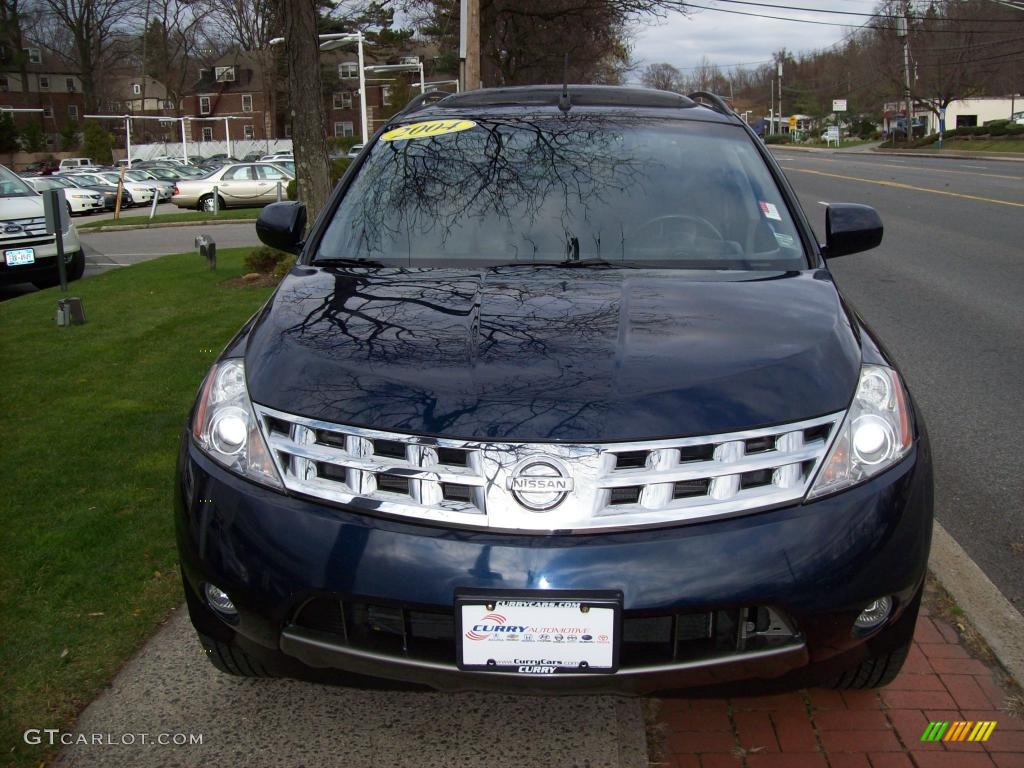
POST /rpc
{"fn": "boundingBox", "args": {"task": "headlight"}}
[807,365,913,499]
[191,359,283,489]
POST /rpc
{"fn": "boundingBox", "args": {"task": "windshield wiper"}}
[497,259,637,269]
[311,257,387,268]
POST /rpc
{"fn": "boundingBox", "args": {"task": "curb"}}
[871,148,1024,163]
[928,520,1024,686]
[79,218,257,234]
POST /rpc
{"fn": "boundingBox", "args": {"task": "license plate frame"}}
[455,589,622,675]
[4,247,35,266]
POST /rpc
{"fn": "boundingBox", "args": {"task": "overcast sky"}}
[628,1,882,78]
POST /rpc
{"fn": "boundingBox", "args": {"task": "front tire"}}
[197,633,275,678]
[830,639,911,689]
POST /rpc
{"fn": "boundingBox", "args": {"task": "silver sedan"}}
[171,162,294,211]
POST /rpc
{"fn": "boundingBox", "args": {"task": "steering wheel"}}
[633,214,725,250]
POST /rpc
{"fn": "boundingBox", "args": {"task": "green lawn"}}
[0,248,275,766]
[78,207,262,229]
[923,138,1024,153]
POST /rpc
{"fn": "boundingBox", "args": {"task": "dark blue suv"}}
[175,86,932,694]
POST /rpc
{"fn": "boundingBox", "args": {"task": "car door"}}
[255,164,290,203]
[217,165,258,206]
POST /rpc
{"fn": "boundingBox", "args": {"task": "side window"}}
[223,166,254,181]
[257,165,286,180]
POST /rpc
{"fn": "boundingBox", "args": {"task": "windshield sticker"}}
[381,119,477,142]
[759,201,782,221]
[774,232,796,248]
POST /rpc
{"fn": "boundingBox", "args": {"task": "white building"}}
[885,96,1022,135]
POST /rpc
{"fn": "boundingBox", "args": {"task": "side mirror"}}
[256,201,306,254]
[823,203,883,258]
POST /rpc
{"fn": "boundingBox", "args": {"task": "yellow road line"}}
[781,157,1023,181]
[780,166,1024,208]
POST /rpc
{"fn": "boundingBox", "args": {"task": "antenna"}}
[558,54,571,112]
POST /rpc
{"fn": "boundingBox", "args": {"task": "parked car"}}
[1012,111,1024,126]
[0,164,84,287]
[241,152,263,162]
[171,162,294,210]
[57,174,130,210]
[67,171,156,206]
[346,143,364,159]
[123,169,174,201]
[58,157,100,171]
[260,152,293,161]
[23,176,104,215]
[176,86,933,695]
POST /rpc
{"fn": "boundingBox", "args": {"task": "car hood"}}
[244,266,862,441]
[0,195,44,218]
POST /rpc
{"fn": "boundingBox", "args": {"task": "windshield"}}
[316,116,807,269]
[31,177,73,190]
[0,165,37,198]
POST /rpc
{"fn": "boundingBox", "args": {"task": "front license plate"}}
[456,590,621,674]
[4,248,35,266]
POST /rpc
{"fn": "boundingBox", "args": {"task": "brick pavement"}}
[653,603,1023,768]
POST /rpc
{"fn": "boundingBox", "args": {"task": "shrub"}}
[81,120,114,164]
[764,134,791,145]
[272,255,296,279]
[244,246,290,274]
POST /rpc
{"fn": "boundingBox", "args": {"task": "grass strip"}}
[78,208,262,229]
[0,247,274,766]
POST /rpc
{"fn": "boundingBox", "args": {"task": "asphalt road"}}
[772,147,1024,608]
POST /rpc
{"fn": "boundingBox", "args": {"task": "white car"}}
[58,157,100,171]
[123,169,174,201]
[260,152,293,161]
[24,176,104,215]
[68,172,156,206]
[0,164,84,287]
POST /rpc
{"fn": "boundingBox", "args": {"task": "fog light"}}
[854,596,892,630]
[204,583,237,615]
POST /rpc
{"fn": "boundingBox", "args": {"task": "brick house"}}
[181,53,275,143]
[0,44,86,147]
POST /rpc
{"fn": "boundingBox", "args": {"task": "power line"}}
[683,1,1023,32]
[709,0,1022,23]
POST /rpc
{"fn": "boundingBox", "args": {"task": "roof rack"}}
[687,92,736,119]
[391,89,453,121]
[433,85,696,110]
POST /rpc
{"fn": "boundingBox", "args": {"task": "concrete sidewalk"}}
[53,607,647,768]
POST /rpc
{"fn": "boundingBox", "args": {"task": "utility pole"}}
[460,0,480,91]
[897,8,913,146]
[770,80,774,135]
[777,61,783,136]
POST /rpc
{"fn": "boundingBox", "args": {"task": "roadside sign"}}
[832,99,848,112]
[826,126,840,140]
[788,116,797,130]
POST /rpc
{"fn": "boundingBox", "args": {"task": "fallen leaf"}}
[60,648,69,659]
[88,612,104,617]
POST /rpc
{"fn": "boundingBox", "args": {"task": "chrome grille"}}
[255,404,842,532]
[0,216,53,244]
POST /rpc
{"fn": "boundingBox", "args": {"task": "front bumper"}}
[176,434,932,694]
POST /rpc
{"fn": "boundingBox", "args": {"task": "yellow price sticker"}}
[380,119,478,142]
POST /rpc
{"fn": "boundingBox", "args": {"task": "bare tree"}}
[640,62,682,92]
[403,0,692,86]
[31,0,132,112]
[196,0,280,137]
[135,0,205,117]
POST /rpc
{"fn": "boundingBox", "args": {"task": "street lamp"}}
[271,31,370,145]
[364,62,426,96]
